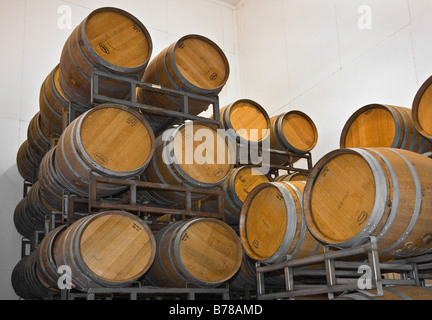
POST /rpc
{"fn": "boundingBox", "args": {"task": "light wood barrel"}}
[413,75,432,142]
[35,225,67,290]
[219,100,271,146]
[303,148,432,260]
[144,218,242,288]
[197,166,271,224]
[341,104,432,154]
[240,181,323,264]
[11,252,53,300]
[59,7,152,108]
[39,65,69,137]
[140,122,234,205]
[137,34,229,127]
[270,111,318,153]
[54,104,155,198]
[337,286,432,300]
[274,172,309,182]
[53,211,156,291]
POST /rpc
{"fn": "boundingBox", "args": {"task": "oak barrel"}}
[140,122,234,205]
[35,225,67,290]
[53,211,156,291]
[337,286,432,300]
[197,166,271,224]
[54,103,155,198]
[59,7,153,107]
[341,104,432,153]
[144,218,242,288]
[27,112,52,160]
[39,65,69,137]
[219,100,271,146]
[137,34,229,126]
[274,172,309,182]
[11,252,53,300]
[16,140,40,183]
[303,148,432,260]
[270,111,318,153]
[38,147,65,211]
[240,181,323,264]
[413,75,432,142]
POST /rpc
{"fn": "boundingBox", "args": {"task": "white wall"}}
[236,0,432,164]
[0,0,238,300]
[2,0,432,300]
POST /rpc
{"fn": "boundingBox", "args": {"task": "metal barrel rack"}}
[254,236,432,300]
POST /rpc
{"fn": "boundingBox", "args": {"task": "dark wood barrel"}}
[54,104,155,198]
[337,286,432,300]
[137,34,229,127]
[59,7,153,108]
[219,99,271,147]
[14,182,54,239]
[140,122,234,205]
[303,148,432,260]
[27,112,52,160]
[53,211,156,291]
[38,147,65,211]
[341,104,432,153]
[240,181,323,264]
[35,225,67,290]
[16,140,40,183]
[144,218,242,288]
[39,65,69,137]
[11,252,53,300]
[197,166,271,224]
[412,75,432,142]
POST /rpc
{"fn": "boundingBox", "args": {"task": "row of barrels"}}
[12,211,245,299]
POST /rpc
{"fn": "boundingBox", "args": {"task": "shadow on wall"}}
[0,164,27,300]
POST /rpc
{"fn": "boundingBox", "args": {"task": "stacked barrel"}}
[237,77,432,297]
[13,6,293,299]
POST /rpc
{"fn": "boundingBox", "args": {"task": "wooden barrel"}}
[337,286,432,300]
[35,225,67,290]
[274,172,309,182]
[13,182,54,239]
[137,34,229,127]
[140,122,234,205]
[11,252,53,300]
[39,65,69,137]
[270,111,318,154]
[53,211,156,291]
[240,181,323,264]
[38,147,66,211]
[14,198,39,240]
[16,140,40,183]
[412,75,432,142]
[303,148,432,260]
[144,218,242,288]
[54,103,155,198]
[341,104,432,154]
[219,100,271,146]
[59,7,153,108]
[27,112,52,160]
[197,166,271,224]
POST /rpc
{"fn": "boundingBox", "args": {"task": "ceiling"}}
[217,0,243,8]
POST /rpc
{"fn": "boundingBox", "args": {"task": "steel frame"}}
[90,69,222,133]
